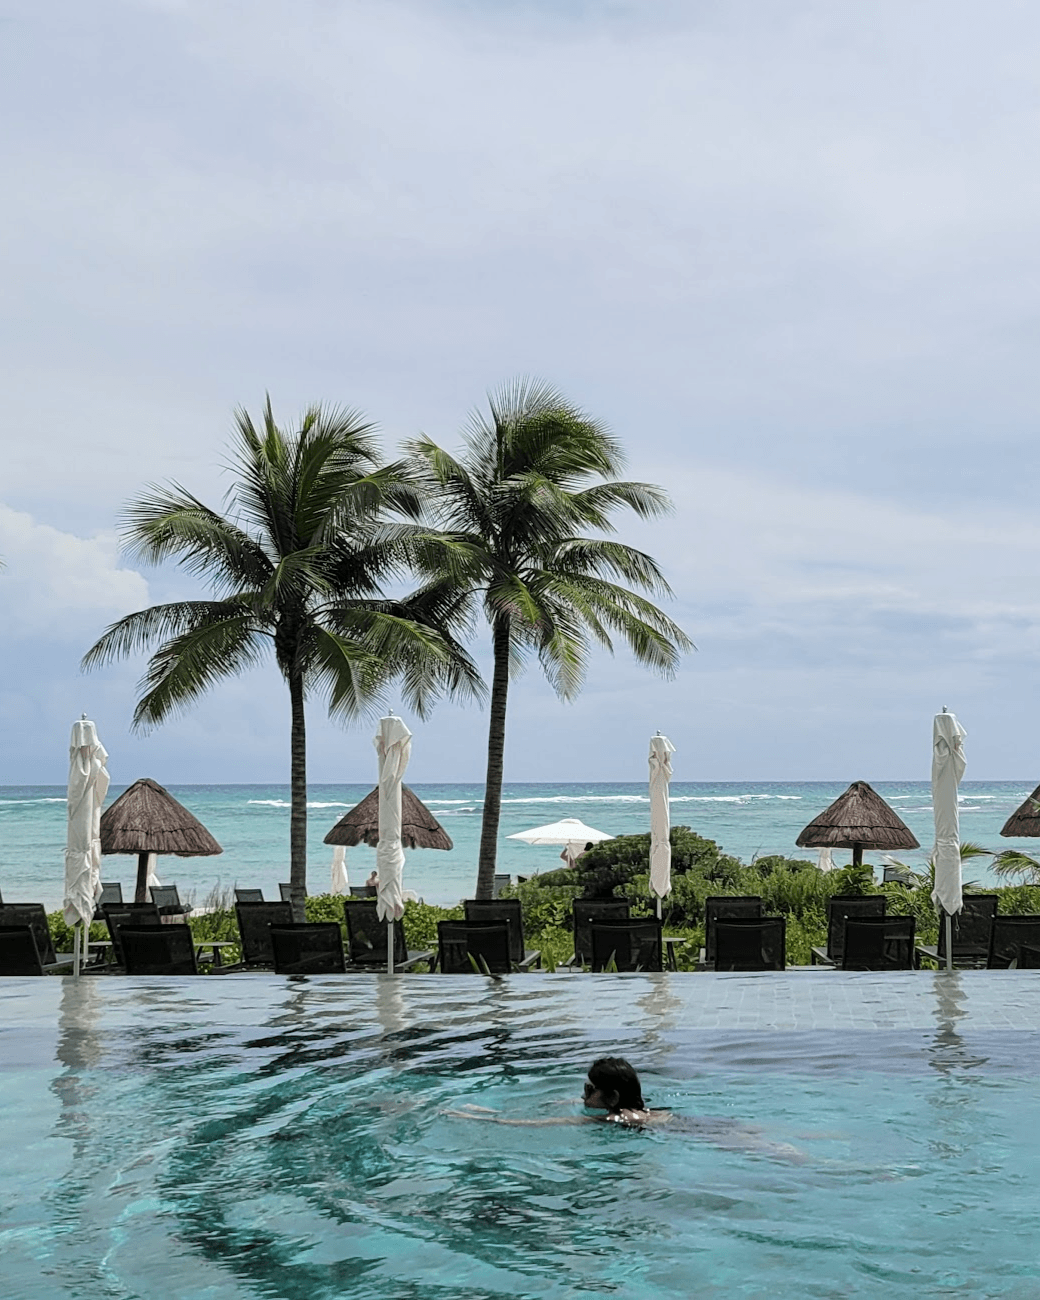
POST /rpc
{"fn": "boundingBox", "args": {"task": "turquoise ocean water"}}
[1,780,1036,911]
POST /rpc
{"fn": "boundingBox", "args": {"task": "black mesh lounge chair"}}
[841,916,916,970]
[103,903,162,967]
[1015,943,1040,969]
[228,901,293,970]
[714,917,787,971]
[234,888,264,904]
[149,884,192,918]
[704,897,762,965]
[589,919,663,972]
[93,881,123,920]
[0,925,48,975]
[492,874,511,898]
[279,883,294,903]
[812,895,887,966]
[916,894,998,968]
[464,899,541,969]
[342,899,432,971]
[0,903,64,968]
[120,925,199,975]
[988,916,1040,969]
[566,899,631,968]
[270,923,346,974]
[349,885,377,898]
[437,920,513,974]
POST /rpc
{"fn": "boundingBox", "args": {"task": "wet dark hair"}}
[587,1057,645,1111]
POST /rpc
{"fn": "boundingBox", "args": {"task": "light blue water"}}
[3,973,1040,1299]
[2,780,1037,911]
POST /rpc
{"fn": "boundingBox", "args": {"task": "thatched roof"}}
[323,784,453,851]
[795,781,920,851]
[1000,782,1040,837]
[99,778,223,857]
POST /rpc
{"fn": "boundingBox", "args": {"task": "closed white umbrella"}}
[63,718,109,977]
[330,845,348,896]
[932,709,967,972]
[817,848,836,873]
[374,713,412,973]
[508,817,613,867]
[649,734,675,916]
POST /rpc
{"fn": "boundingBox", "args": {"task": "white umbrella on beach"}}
[330,845,348,896]
[932,709,967,972]
[649,733,676,916]
[375,713,412,973]
[508,817,614,867]
[63,717,109,977]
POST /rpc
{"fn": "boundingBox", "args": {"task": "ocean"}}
[2,780,1037,912]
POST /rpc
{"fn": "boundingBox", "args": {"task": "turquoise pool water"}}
[3,973,1040,1299]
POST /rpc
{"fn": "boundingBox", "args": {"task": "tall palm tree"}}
[83,399,479,913]
[404,379,693,899]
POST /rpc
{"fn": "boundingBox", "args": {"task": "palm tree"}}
[83,399,480,914]
[404,378,693,899]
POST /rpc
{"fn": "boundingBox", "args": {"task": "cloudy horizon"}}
[4,0,1040,785]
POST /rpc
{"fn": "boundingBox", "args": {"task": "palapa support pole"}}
[135,851,150,904]
[852,844,863,868]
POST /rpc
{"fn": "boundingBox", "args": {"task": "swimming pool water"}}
[3,972,1040,1299]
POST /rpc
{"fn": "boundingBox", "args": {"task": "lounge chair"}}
[226,901,293,970]
[436,920,513,974]
[0,903,66,969]
[278,883,294,903]
[120,926,199,975]
[492,873,511,898]
[349,885,377,898]
[841,916,916,970]
[589,918,663,972]
[812,895,886,966]
[703,896,762,966]
[269,923,347,974]
[565,899,630,968]
[234,888,264,904]
[713,917,786,972]
[342,899,432,971]
[463,899,541,970]
[988,916,1040,969]
[149,884,192,918]
[1015,943,1040,969]
[93,881,123,920]
[103,903,162,967]
[0,925,71,975]
[915,894,998,968]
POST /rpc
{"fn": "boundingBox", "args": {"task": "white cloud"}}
[0,505,149,638]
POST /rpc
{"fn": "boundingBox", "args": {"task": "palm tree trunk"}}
[288,669,308,921]
[475,616,511,899]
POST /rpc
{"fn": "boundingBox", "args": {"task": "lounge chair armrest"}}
[395,949,434,972]
[517,949,542,971]
[810,946,833,966]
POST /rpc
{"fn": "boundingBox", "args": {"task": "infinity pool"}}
[4,972,1040,1299]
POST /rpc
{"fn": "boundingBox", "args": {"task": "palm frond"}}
[131,616,268,728]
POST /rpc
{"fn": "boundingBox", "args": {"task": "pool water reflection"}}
[3,973,1040,1299]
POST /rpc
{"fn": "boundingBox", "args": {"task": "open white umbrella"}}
[330,845,348,896]
[375,713,412,972]
[932,709,967,972]
[63,717,109,977]
[649,733,675,916]
[508,817,613,867]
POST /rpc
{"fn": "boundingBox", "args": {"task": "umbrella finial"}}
[942,705,948,713]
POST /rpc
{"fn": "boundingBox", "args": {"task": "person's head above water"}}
[584,1057,646,1113]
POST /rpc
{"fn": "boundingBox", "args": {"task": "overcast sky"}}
[3,0,1040,785]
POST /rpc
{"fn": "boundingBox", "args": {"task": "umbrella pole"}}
[944,912,953,974]
[135,851,150,904]
[73,922,81,978]
[387,919,395,975]
[656,896,661,920]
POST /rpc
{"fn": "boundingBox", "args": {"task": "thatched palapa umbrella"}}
[100,778,222,902]
[999,782,1040,839]
[796,780,919,867]
[324,785,453,851]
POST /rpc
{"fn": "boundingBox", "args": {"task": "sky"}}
[3,0,1040,785]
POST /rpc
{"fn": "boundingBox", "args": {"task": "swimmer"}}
[582,1056,663,1126]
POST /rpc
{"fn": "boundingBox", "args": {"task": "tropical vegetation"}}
[82,400,480,913]
[402,379,692,898]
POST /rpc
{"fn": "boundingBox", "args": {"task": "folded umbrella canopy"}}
[63,718,110,976]
[932,710,967,972]
[508,818,614,867]
[649,734,676,912]
[374,715,412,973]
